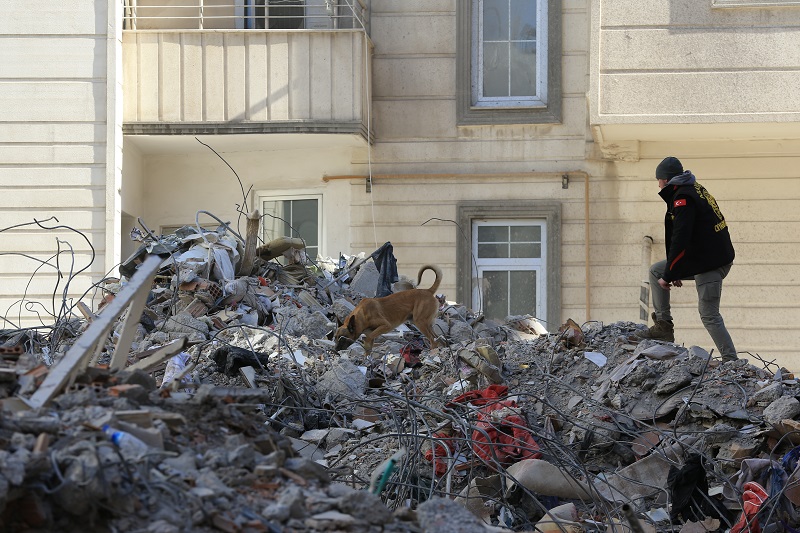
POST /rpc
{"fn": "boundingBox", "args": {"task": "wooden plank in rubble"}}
[26,255,163,409]
[127,338,187,373]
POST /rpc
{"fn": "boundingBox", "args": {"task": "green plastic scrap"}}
[369,448,406,494]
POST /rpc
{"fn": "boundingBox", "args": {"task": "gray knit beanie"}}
[655,156,683,180]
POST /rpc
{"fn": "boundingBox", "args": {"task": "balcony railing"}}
[123,0,368,33]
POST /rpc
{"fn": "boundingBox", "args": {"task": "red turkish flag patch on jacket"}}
[674,199,687,207]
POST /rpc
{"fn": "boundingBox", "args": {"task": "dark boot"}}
[636,312,675,342]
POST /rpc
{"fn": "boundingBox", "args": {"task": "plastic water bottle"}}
[102,425,150,460]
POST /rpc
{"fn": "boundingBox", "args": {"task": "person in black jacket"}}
[636,156,738,361]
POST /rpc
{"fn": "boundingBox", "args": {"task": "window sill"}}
[457,104,561,126]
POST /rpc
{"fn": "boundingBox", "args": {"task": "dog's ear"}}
[346,314,357,334]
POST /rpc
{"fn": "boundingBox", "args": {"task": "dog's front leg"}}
[362,325,394,356]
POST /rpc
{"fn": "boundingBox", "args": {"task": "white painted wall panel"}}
[602,29,800,70]
[0,0,107,35]
[0,167,106,188]
[268,33,291,120]
[0,0,115,327]
[0,253,100,273]
[4,37,104,78]
[0,145,103,165]
[599,71,800,116]
[182,34,204,122]
[0,123,105,145]
[310,33,332,120]
[0,188,105,209]
[203,33,226,121]
[0,82,105,122]
[137,34,161,120]
[247,33,269,121]
[331,32,357,121]
[0,231,102,255]
[0,214,106,242]
[225,33,247,121]
[289,33,311,120]
[161,34,183,122]
[123,31,367,127]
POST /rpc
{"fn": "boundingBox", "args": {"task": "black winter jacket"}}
[659,171,735,282]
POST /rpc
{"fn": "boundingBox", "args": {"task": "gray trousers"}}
[649,260,737,359]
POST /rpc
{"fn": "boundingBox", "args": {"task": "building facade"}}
[2,0,800,365]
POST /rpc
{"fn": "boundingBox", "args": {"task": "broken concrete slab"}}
[763,395,800,425]
[316,358,366,400]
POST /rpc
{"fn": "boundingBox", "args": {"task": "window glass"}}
[478,243,508,258]
[510,43,536,96]
[267,0,304,29]
[510,242,538,258]
[478,225,508,242]
[477,0,541,104]
[290,199,318,247]
[483,270,509,320]
[482,0,508,40]
[481,269,538,320]
[472,219,547,321]
[261,196,320,260]
[510,225,540,242]
[483,42,510,97]
[510,270,537,315]
[510,0,536,41]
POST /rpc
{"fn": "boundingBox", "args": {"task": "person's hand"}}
[658,278,682,290]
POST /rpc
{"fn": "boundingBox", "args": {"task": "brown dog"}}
[335,265,442,354]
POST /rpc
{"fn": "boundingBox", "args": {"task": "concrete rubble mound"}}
[2,223,800,532]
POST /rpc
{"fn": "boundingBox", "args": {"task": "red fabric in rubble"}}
[731,481,769,533]
[423,431,455,477]
[450,385,541,468]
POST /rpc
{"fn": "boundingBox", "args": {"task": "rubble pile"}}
[2,222,800,532]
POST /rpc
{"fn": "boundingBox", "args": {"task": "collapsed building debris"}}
[2,217,800,532]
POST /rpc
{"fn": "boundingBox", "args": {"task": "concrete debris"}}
[3,224,800,532]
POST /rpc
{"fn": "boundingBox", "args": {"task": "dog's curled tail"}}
[417,264,442,294]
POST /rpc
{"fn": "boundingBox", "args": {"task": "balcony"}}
[121,0,372,141]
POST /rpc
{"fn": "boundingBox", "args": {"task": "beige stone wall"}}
[128,138,360,259]
[356,0,596,314]
[0,0,119,326]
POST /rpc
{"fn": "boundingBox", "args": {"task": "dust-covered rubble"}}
[2,224,799,532]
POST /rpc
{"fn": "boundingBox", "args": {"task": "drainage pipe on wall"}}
[641,235,654,320]
[584,172,590,321]
[642,235,653,270]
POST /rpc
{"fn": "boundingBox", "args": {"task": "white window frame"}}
[471,219,547,321]
[256,191,323,259]
[472,0,549,109]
